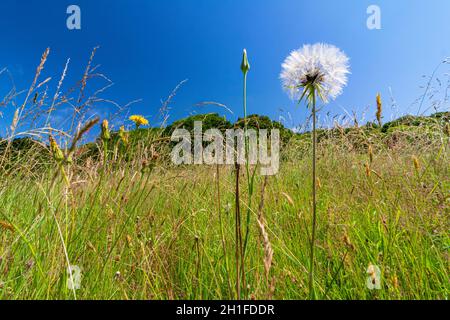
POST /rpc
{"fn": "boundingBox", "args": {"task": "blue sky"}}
[1,0,450,133]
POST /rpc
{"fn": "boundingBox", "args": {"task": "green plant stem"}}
[308,88,318,300]
[103,141,108,170]
[234,163,243,300]
[241,70,252,294]
[237,65,249,299]
[59,164,70,187]
[243,69,255,256]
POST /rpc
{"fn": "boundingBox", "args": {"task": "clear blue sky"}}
[1,0,450,133]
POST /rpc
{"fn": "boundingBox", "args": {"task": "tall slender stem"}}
[243,72,247,121]
[241,70,249,293]
[103,141,108,171]
[234,163,242,299]
[242,70,252,250]
[308,88,317,300]
[236,48,249,300]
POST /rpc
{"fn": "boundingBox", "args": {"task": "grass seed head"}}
[10,109,19,132]
[343,233,355,251]
[365,162,371,177]
[376,93,382,126]
[368,145,373,163]
[0,221,14,233]
[412,155,421,172]
[281,192,295,206]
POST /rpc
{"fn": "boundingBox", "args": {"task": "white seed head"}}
[280,43,350,103]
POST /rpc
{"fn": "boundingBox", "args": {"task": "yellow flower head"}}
[129,115,149,128]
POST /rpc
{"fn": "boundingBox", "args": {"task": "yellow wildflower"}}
[129,115,149,128]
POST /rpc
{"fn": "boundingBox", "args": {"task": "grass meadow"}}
[0,119,448,300]
[0,48,448,300]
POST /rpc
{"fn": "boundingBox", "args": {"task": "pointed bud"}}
[101,119,111,141]
[119,125,129,146]
[241,49,250,74]
[49,135,64,163]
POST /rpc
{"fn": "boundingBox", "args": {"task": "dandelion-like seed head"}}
[280,43,350,103]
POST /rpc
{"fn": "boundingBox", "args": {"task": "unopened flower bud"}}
[119,125,128,145]
[49,136,64,163]
[101,119,111,141]
[241,49,250,74]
